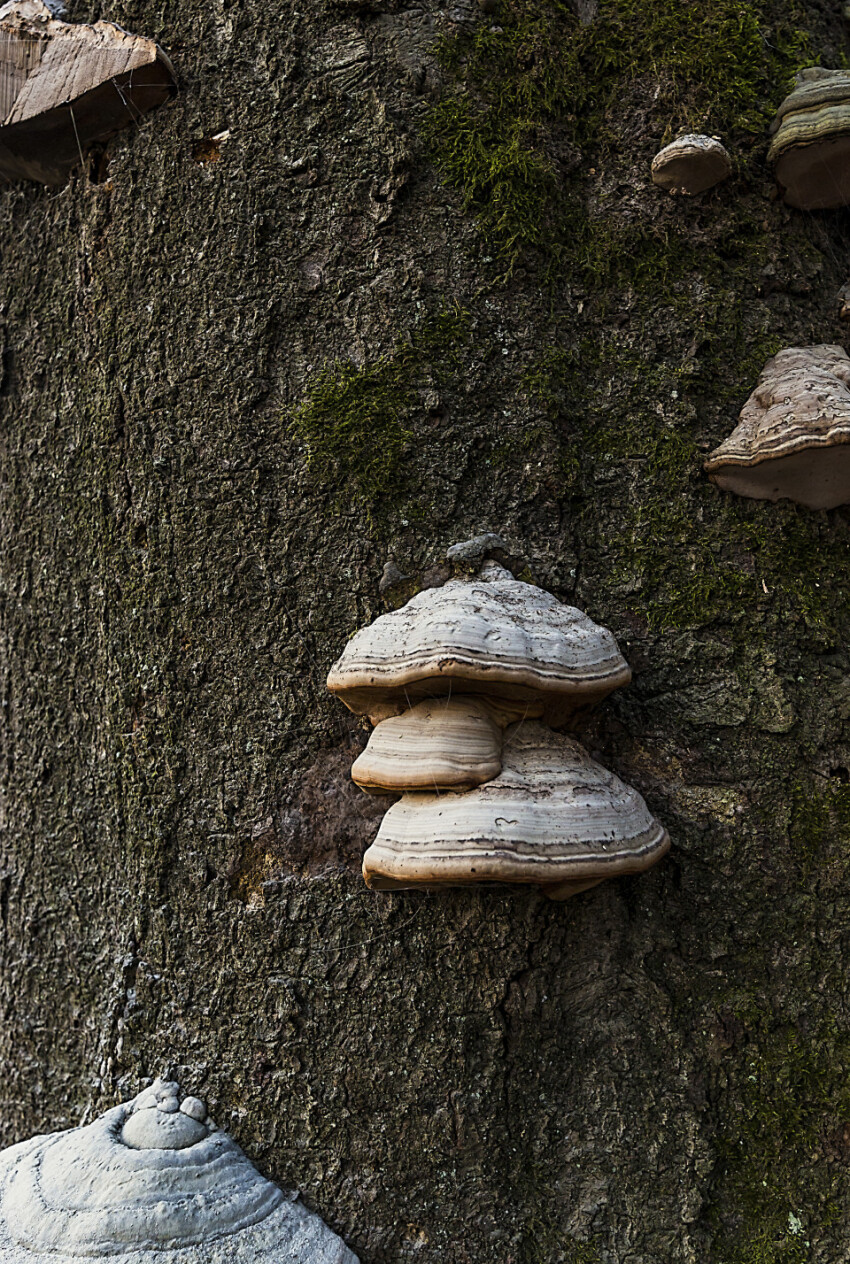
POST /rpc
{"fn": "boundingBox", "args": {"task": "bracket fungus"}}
[351,697,504,794]
[328,560,669,898]
[0,0,176,185]
[0,1078,359,1262]
[768,68,850,209]
[650,134,732,195]
[327,561,631,728]
[361,722,670,900]
[704,344,850,509]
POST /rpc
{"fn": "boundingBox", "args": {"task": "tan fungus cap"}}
[327,563,631,728]
[351,697,503,794]
[651,134,732,195]
[704,344,850,509]
[362,721,670,900]
[0,0,176,185]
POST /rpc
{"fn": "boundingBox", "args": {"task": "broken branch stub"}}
[0,0,176,185]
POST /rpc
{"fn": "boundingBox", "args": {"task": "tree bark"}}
[1,0,850,1261]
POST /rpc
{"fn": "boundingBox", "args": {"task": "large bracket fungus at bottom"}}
[328,558,668,899]
[0,1078,359,1263]
[0,0,176,185]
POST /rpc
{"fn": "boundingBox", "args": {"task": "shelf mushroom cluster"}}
[704,344,850,510]
[327,562,669,900]
[0,1078,359,1263]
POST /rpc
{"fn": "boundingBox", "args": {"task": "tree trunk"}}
[1,0,850,1260]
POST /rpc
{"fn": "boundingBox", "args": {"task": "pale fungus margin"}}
[704,345,850,510]
[0,0,176,185]
[0,1078,359,1263]
[327,553,669,899]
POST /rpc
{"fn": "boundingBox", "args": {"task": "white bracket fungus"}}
[0,0,176,185]
[650,134,732,195]
[704,345,850,509]
[328,560,669,898]
[768,68,850,209]
[0,1079,359,1262]
[327,560,631,728]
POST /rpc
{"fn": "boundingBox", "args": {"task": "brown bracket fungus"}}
[326,560,632,729]
[328,559,669,899]
[0,0,176,185]
[768,68,850,209]
[650,134,732,195]
[361,722,670,900]
[704,344,850,509]
[351,697,504,794]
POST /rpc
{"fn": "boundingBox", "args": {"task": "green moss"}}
[424,0,810,272]
[289,308,470,511]
[712,1018,850,1264]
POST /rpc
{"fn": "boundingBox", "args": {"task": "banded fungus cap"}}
[0,1078,359,1262]
[704,344,850,509]
[351,697,504,794]
[650,134,732,195]
[0,0,176,186]
[768,68,850,209]
[327,562,631,728]
[362,721,669,899]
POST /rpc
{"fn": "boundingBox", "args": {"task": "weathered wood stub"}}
[0,0,174,184]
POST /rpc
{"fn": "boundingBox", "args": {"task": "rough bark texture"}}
[1,0,850,1262]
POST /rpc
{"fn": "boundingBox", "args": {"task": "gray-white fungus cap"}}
[0,1079,358,1262]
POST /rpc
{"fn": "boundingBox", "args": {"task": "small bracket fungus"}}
[351,697,504,794]
[361,722,670,900]
[650,134,732,195]
[704,344,850,509]
[328,561,669,899]
[0,1078,359,1262]
[0,0,176,185]
[327,561,632,728]
[768,68,850,209]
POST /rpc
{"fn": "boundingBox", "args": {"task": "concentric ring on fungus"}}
[361,722,670,900]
